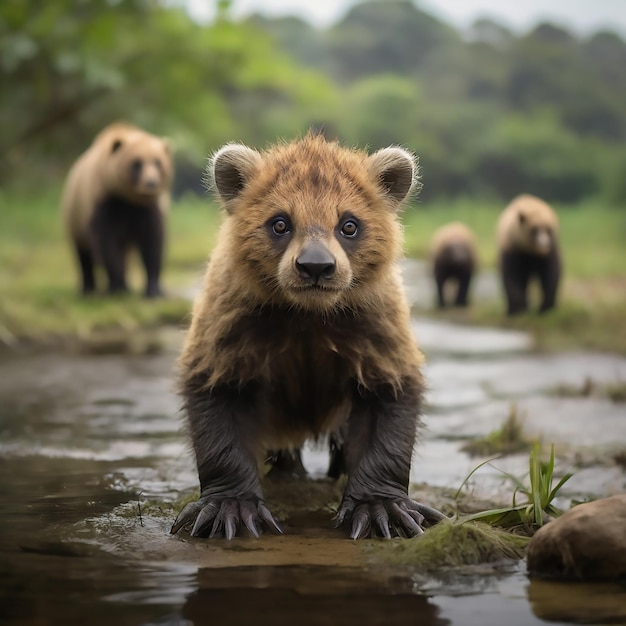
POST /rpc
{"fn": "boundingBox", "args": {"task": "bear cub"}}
[430,221,477,308]
[497,194,561,315]
[62,123,173,298]
[171,134,444,540]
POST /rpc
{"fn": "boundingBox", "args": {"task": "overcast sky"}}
[187,0,626,36]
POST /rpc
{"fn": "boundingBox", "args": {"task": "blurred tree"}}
[245,14,327,69]
[505,23,625,141]
[0,0,336,184]
[3,0,626,204]
[339,75,422,149]
[325,0,456,82]
[475,112,599,202]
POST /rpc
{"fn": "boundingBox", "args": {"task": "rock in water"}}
[527,494,626,581]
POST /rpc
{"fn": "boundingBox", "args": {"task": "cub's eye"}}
[131,159,142,174]
[271,217,290,236]
[340,219,359,238]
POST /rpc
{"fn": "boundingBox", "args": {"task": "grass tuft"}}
[462,404,534,457]
[458,444,573,531]
[371,520,529,569]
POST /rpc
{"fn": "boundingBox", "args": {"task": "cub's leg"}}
[327,433,347,480]
[171,382,282,539]
[134,206,164,298]
[538,250,561,313]
[266,448,307,478]
[75,243,96,295]
[91,201,129,294]
[336,380,446,539]
[455,268,472,307]
[501,251,530,315]
[433,263,448,308]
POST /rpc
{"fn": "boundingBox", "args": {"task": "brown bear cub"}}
[497,194,561,315]
[430,221,477,308]
[171,134,444,540]
[62,123,173,298]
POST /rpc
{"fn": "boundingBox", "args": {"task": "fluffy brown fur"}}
[430,221,477,308]
[171,134,444,540]
[497,194,561,315]
[62,122,173,297]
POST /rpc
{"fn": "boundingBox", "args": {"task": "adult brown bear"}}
[430,221,477,308]
[62,123,173,297]
[497,194,561,315]
[170,134,444,540]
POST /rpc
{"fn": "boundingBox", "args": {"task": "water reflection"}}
[184,565,447,626]
[528,578,626,624]
[1,340,626,626]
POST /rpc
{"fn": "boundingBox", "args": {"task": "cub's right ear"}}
[208,143,262,209]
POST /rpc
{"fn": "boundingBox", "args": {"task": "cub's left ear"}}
[207,143,262,211]
[367,146,420,210]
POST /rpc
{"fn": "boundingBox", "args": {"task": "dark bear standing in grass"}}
[497,194,561,315]
[430,221,477,308]
[170,134,444,540]
[62,122,173,298]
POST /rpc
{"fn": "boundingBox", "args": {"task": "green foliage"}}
[0,0,336,183]
[477,112,599,202]
[326,0,456,82]
[3,0,626,203]
[340,75,422,149]
[457,444,573,531]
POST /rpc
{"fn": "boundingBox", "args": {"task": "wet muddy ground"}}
[1,262,626,625]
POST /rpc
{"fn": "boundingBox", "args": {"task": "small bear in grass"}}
[430,221,477,308]
[62,122,173,298]
[497,194,561,315]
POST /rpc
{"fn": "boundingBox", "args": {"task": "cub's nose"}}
[296,242,336,282]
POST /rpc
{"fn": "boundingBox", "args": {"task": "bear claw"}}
[171,496,282,539]
[336,497,446,539]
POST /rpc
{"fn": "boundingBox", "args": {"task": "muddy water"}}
[1,292,626,624]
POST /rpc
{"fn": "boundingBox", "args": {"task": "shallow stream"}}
[1,265,626,625]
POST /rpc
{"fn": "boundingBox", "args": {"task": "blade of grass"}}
[529,444,543,526]
[453,456,502,501]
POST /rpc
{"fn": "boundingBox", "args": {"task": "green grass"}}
[457,444,573,531]
[371,520,529,570]
[1,191,625,352]
[403,198,626,353]
[403,198,626,278]
[0,188,221,349]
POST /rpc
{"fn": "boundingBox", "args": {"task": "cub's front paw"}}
[335,496,446,539]
[170,495,282,539]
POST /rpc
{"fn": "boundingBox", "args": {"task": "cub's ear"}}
[367,146,420,209]
[208,143,262,209]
